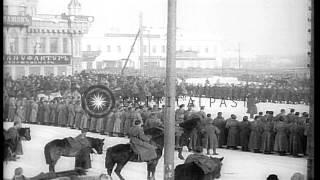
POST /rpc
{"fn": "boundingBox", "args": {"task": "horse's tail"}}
[44,143,52,164]
[105,147,115,169]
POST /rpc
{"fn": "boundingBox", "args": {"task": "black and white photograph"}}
[3,0,314,179]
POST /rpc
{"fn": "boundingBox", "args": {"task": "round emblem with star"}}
[81,85,116,118]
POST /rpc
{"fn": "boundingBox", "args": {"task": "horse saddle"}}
[128,144,143,162]
[66,137,86,155]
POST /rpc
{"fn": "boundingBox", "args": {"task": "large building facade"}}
[3,0,94,79]
[84,30,224,72]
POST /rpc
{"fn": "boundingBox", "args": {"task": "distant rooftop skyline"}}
[36,0,310,57]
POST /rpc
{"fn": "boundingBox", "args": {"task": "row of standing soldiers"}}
[4,96,165,137]
[175,105,311,157]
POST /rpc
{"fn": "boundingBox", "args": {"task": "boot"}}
[208,149,214,155]
[203,148,208,155]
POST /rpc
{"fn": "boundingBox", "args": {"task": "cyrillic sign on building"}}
[3,55,71,65]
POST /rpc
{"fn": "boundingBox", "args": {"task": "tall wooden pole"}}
[164,0,176,179]
[139,12,144,76]
[307,0,314,179]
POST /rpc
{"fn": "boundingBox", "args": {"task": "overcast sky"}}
[37,0,310,56]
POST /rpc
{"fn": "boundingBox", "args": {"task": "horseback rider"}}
[6,122,23,156]
[128,120,158,161]
[75,129,91,169]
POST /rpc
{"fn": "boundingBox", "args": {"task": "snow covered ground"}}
[3,99,309,180]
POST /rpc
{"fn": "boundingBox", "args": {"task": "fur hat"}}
[14,167,23,176]
[134,120,142,126]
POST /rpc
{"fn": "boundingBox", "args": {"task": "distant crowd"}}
[3,71,311,106]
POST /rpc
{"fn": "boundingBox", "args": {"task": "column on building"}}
[58,37,63,54]
[45,33,50,54]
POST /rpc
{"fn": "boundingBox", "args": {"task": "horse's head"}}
[88,137,104,154]
[19,128,31,141]
[179,117,201,132]
[209,157,224,179]
[144,126,164,147]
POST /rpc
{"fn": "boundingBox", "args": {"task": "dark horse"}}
[3,127,31,161]
[44,136,104,172]
[175,157,224,180]
[105,127,164,180]
[177,117,203,160]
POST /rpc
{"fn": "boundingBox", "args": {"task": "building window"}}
[117,45,121,53]
[9,38,19,54]
[50,38,58,53]
[152,46,157,53]
[40,37,46,53]
[87,45,91,51]
[19,6,26,16]
[63,38,69,53]
[107,45,111,52]
[143,45,147,53]
[23,37,28,54]
[162,45,166,53]
[4,6,8,15]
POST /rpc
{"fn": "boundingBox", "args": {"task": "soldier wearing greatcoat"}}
[213,112,226,148]
[239,116,251,151]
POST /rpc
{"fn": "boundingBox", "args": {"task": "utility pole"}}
[307,0,314,179]
[164,0,176,179]
[139,12,144,76]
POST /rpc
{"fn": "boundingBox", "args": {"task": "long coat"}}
[89,117,97,131]
[105,112,115,134]
[80,113,89,130]
[49,103,57,125]
[246,96,257,115]
[226,119,239,147]
[212,117,226,147]
[289,123,304,155]
[14,106,25,124]
[175,108,185,136]
[67,104,75,127]
[123,111,136,135]
[95,117,105,133]
[30,101,38,123]
[37,102,45,124]
[8,98,16,122]
[260,121,274,153]
[113,111,122,134]
[239,120,251,150]
[57,103,68,126]
[6,127,23,155]
[128,125,157,161]
[74,104,83,129]
[273,121,289,152]
[248,120,264,151]
[203,123,220,150]
[43,102,50,124]
[25,100,32,123]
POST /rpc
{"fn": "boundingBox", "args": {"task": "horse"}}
[174,157,224,180]
[44,136,104,172]
[3,127,31,161]
[177,117,204,160]
[105,127,164,180]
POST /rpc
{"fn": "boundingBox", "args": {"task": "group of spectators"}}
[3,70,310,107]
[2,72,311,159]
[175,105,311,158]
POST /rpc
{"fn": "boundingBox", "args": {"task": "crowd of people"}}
[3,72,311,160]
[175,105,311,158]
[3,71,310,107]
